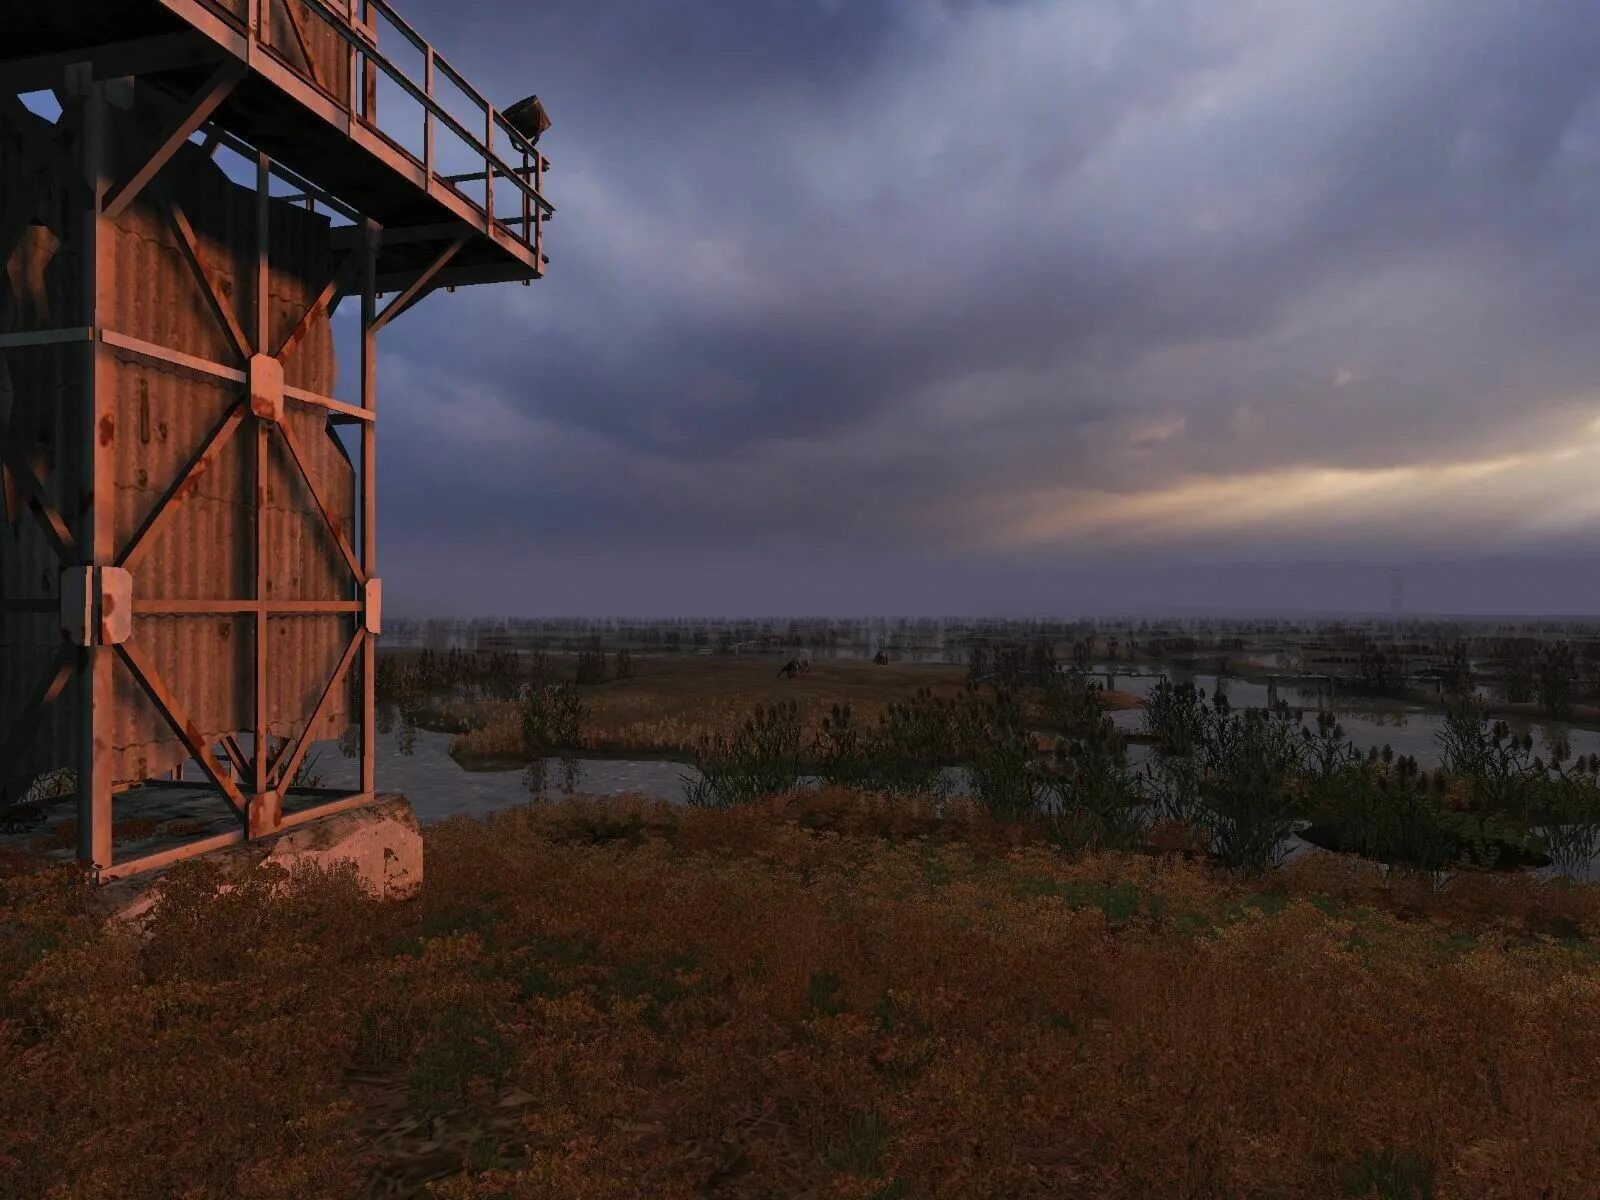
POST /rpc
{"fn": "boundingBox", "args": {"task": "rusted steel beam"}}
[70,71,127,872]
[277,790,375,829]
[116,641,249,817]
[0,647,75,789]
[99,328,247,385]
[360,218,378,798]
[97,828,247,882]
[370,259,540,294]
[108,819,245,880]
[273,629,361,789]
[220,733,251,779]
[0,327,94,349]
[156,182,252,362]
[254,413,269,791]
[370,235,469,331]
[484,103,495,229]
[265,733,293,782]
[0,430,78,562]
[283,385,372,423]
[118,398,247,570]
[0,32,221,94]
[103,61,246,220]
[274,417,365,583]
[275,251,358,362]
[423,46,434,181]
[205,124,360,221]
[330,221,463,249]
[133,599,362,613]
[254,148,270,797]
[534,152,545,269]
[375,283,436,330]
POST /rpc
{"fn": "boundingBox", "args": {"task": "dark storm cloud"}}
[373,0,1600,614]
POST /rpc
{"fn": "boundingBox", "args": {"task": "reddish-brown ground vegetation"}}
[3,789,1599,1199]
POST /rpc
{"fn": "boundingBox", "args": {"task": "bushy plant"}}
[1143,676,1209,755]
[681,701,804,808]
[1440,641,1474,699]
[1041,666,1107,740]
[1299,709,1362,777]
[1435,702,1539,814]
[1534,752,1600,874]
[1536,640,1579,719]
[1041,716,1146,851]
[1502,639,1537,704]
[1027,637,1058,685]
[574,642,608,686]
[812,703,873,791]
[870,687,955,800]
[1193,699,1305,873]
[952,686,1047,819]
[966,644,990,684]
[1305,759,1458,873]
[1355,648,1405,695]
[520,683,588,798]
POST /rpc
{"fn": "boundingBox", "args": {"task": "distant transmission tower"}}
[1388,569,1405,619]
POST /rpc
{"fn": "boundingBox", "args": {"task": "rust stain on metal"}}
[98,415,115,446]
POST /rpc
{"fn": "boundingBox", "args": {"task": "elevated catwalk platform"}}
[0,0,552,292]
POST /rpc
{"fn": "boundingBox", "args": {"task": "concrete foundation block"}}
[99,793,422,926]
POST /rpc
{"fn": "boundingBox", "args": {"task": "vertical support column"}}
[359,218,380,796]
[246,0,261,70]
[534,153,545,273]
[72,65,114,872]
[423,48,434,184]
[345,17,358,124]
[251,149,277,833]
[484,104,495,229]
[361,4,377,126]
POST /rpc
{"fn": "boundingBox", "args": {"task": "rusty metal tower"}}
[0,0,552,878]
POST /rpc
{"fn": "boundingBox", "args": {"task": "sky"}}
[361,0,1600,618]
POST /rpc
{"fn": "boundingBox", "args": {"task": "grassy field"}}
[4,791,1600,1199]
[430,653,1140,763]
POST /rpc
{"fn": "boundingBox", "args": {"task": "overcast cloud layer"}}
[369,0,1600,616]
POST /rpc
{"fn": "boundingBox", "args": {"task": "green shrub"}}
[682,701,805,808]
[1041,717,1146,851]
[953,686,1046,820]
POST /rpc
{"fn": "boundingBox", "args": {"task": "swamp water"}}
[51,688,1590,878]
[290,729,1598,882]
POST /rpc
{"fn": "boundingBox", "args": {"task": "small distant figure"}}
[873,650,889,666]
[778,653,812,679]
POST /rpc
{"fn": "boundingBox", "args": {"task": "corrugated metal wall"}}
[1,94,357,795]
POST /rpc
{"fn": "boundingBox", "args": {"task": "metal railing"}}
[237,0,552,258]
